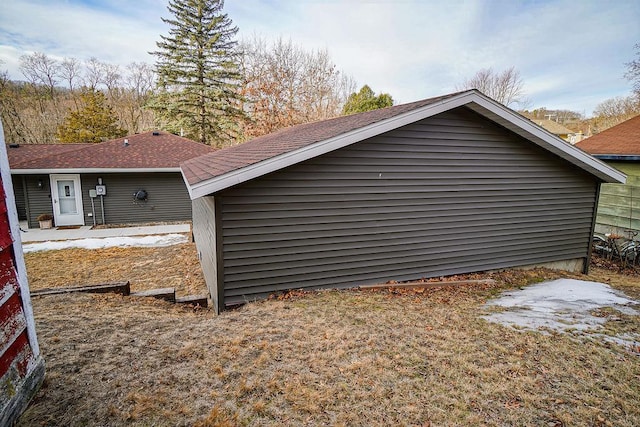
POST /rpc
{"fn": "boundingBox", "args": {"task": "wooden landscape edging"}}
[30,282,131,296]
[359,278,496,290]
[31,281,209,308]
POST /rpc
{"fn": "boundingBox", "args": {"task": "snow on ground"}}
[483,279,639,346]
[22,233,189,253]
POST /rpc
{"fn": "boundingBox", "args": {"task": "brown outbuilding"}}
[181,90,625,313]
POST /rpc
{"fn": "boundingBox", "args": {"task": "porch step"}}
[31,281,130,297]
[130,287,176,303]
[175,294,208,308]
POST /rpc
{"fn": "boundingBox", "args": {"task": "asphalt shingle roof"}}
[8,131,214,170]
[531,119,576,136]
[576,115,640,156]
[181,92,462,186]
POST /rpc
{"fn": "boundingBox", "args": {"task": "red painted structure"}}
[0,126,44,424]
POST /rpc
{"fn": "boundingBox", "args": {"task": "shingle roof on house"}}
[181,90,626,199]
[531,119,576,136]
[7,143,92,167]
[576,114,640,156]
[9,131,214,171]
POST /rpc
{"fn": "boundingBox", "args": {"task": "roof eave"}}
[11,167,181,174]
[186,90,625,199]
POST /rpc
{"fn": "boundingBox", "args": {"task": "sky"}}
[0,0,638,117]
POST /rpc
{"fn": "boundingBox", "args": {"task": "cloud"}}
[1,0,639,115]
[0,0,164,74]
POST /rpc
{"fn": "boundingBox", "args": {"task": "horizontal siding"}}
[18,172,192,228]
[595,161,640,231]
[11,178,27,221]
[81,172,192,225]
[218,107,598,305]
[191,197,219,312]
[21,175,53,228]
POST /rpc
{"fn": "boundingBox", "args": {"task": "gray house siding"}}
[16,172,191,228]
[212,107,598,306]
[80,172,191,225]
[12,177,28,221]
[20,175,53,228]
[192,196,222,312]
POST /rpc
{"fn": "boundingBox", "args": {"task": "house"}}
[181,90,625,314]
[576,114,640,235]
[0,126,44,425]
[8,131,213,228]
[531,119,583,144]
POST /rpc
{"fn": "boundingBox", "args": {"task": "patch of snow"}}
[22,233,189,253]
[482,279,639,347]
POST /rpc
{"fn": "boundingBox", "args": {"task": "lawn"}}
[19,243,640,426]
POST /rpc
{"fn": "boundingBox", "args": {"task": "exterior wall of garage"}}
[207,107,599,308]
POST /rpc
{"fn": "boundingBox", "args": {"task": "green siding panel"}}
[595,161,640,232]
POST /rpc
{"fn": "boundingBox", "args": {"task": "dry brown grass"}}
[24,243,206,296]
[18,246,640,426]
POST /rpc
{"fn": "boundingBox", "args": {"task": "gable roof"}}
[181,90,625,199]
[575,114,640,157]
[9,131,214,173]
[530,119,577,136]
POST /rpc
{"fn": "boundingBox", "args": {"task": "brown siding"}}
[213,107,599,306]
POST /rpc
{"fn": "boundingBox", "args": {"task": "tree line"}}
[0,0,394,148]
[1,0,637,147]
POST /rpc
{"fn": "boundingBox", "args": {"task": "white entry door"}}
[50,174,84,226]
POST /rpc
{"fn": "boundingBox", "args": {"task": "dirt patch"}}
[18,249,640,426]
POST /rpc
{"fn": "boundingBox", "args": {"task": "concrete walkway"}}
[19,221,191,243]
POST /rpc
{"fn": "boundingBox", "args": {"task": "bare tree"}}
[83,57,105,90]
[19,52,60,100]
[60,57,82,92]
[592,95,640,132]
[625,42,640,98]
[4,53,163,143]
[126,62,155,98]
[239,36,354,139]
[101,62,122,97]
[114,62,156,133]
[0,64,37,144]
[457,66,528,108]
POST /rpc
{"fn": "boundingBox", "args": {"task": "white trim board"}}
[186,90,626,200]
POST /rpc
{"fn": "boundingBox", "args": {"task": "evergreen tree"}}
[56,89,126,143]
[342,85,394,115]
[150,0,243,147]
